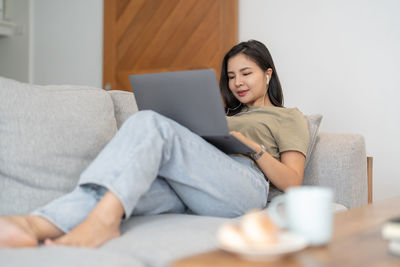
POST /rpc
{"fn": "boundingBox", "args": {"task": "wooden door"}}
[103,0,238,91]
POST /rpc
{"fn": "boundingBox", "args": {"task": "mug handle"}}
[267,195,287,228]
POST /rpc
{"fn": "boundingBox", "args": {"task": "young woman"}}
[0,40,309,248]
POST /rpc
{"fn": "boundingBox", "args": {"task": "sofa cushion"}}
[102,213,235,267]
[102,206,345,267]
[0,247,145,267]
[0,77,118,215]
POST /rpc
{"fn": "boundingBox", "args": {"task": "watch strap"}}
[251,144,266,160]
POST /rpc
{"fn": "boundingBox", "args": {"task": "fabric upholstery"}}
[102,206,346,267]
[303,132,368,209]
[304,114,323,166]
[0,247,144,267]
[108,90,138,128]
[0,77,118,215]
[102,214,234,267]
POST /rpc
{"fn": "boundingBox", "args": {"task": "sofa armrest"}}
[303,132,368,209]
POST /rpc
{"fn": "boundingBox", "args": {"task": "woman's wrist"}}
[251,144,266,161]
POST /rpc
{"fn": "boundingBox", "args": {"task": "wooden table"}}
[174,196,400,267]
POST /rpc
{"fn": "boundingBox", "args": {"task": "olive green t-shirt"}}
[226,105,310,201]
[227,105,309,160]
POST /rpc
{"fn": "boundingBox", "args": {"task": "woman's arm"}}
[230,131,306,191]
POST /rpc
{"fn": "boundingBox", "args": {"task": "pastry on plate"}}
[217,210,280,249]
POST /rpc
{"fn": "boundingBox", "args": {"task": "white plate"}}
[218,231,308,261]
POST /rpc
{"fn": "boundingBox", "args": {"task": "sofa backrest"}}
[0,77,118,215]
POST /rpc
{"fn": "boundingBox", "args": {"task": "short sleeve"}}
[275,108,310,157]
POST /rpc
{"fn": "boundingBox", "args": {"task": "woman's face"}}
[227,53,271,107]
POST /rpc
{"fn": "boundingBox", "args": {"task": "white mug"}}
[268,186,334,246]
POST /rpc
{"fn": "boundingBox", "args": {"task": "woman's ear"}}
[266,68,273,84]
[267,68,273,78]
[265,68,272,84]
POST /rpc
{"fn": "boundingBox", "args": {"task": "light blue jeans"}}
[33,111,269,233]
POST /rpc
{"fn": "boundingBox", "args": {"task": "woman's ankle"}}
[91,191,125,227]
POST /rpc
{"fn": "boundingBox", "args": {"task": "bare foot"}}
[47,213,120,248]
[46,191,124,248]
[0,217,38,247]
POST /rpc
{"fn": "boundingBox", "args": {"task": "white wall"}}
[0,0,31,82]
[239,0,400,201]
[32,0,103,87]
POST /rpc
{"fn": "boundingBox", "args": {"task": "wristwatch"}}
[251,144,266,160]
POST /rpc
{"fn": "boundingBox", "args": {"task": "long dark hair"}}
[220,40,283,116]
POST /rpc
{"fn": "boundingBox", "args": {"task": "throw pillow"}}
[304,114,323,166]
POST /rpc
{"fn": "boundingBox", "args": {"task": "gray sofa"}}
[0,77,367,267]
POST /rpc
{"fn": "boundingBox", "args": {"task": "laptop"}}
[129,69,255,155]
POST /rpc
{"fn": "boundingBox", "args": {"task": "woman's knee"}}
[124,110,171,130]
[127,110,160,123]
